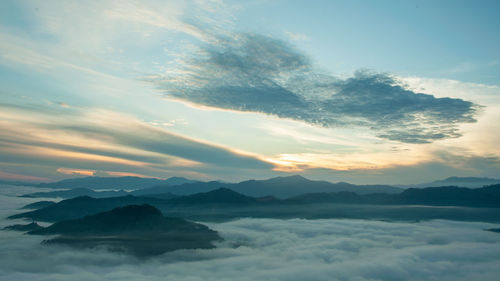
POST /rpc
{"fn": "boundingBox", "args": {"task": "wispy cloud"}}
[1,0,498,181]
[0,171,49,182]
[152,33,480,144]
[56,168,95,177]
[284,31,310,41]
[0,104,274,180]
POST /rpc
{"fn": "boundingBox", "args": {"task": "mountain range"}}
[18,175,403,199]
[399,177,500,189]
[11,184,500,223]
[34,176,198,190]
[129,175,403,198]
[21,188,129,199]
[5,176,500,193]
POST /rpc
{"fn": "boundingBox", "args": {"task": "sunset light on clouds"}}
[2,2,500,281]
[0,0,499,184]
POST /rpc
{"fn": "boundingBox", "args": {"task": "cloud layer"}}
[1,186,500,281]
[0,104,274,180]
[154,33,480,143]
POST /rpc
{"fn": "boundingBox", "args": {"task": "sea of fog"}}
[1,184,500,281]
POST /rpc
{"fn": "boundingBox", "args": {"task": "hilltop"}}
[29,204,221,256]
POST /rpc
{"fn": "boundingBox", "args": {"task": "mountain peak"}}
[270,175,310,182]
[106,204,163,218]
[166,176,188,180]
[286,175,307,180]
[209,187,240,193]
[168,187,255,204]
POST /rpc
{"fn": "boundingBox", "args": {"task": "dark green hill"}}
[21,201,56,210]
[9,195,157,221]
[29,204,221,256]
[286,184,500,207]
[9,189,256,222]
[4,222,44,232]
[396,184,500,206]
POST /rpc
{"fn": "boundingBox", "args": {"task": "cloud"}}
[1,187,500,281]
[284,31,310,41]
[0,171,49,182]
[300,152,500,185]
[56,168,95,177]
[0,104,274,181]
[153,33,480,143]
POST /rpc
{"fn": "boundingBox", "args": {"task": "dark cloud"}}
[154,33,480,143]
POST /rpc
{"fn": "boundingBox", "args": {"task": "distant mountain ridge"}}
[9,189,258,222]
[21,201,56,209]
[35,176,198,190]
[4,222,44,232]
[399,177,500,189]
[134,175,402,198]
[4,175,500,193]
[21,188,128,199]
[167,188,257,204]
[17,175,500,202]
[288,184,500,207]
[20,175,403,199]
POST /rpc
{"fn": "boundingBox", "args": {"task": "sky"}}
[0,0,499,184]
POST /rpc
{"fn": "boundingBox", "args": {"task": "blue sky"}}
[232,0,500,84]
[0,0,499,184]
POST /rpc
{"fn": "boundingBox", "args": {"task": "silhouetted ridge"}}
[21,188,128,199]
[288,184,500,207]
[36,176,198,190]
[256,195,279,203]
[21,201,56,210]
[397,185,499,205]
[31,204,170,235]
[9,195,155,221]
[29,204,221,256]
[287,191,364,204]
[167,187,256,204]
[4,222,44,232]
[132,175,402,198]
[401,177,500,189]
[267,175,309,182]
[11,183,500,224]
[486,228,500,233]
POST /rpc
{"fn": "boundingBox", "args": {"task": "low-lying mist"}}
[1,185,500,281]
[1,218,500,281]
